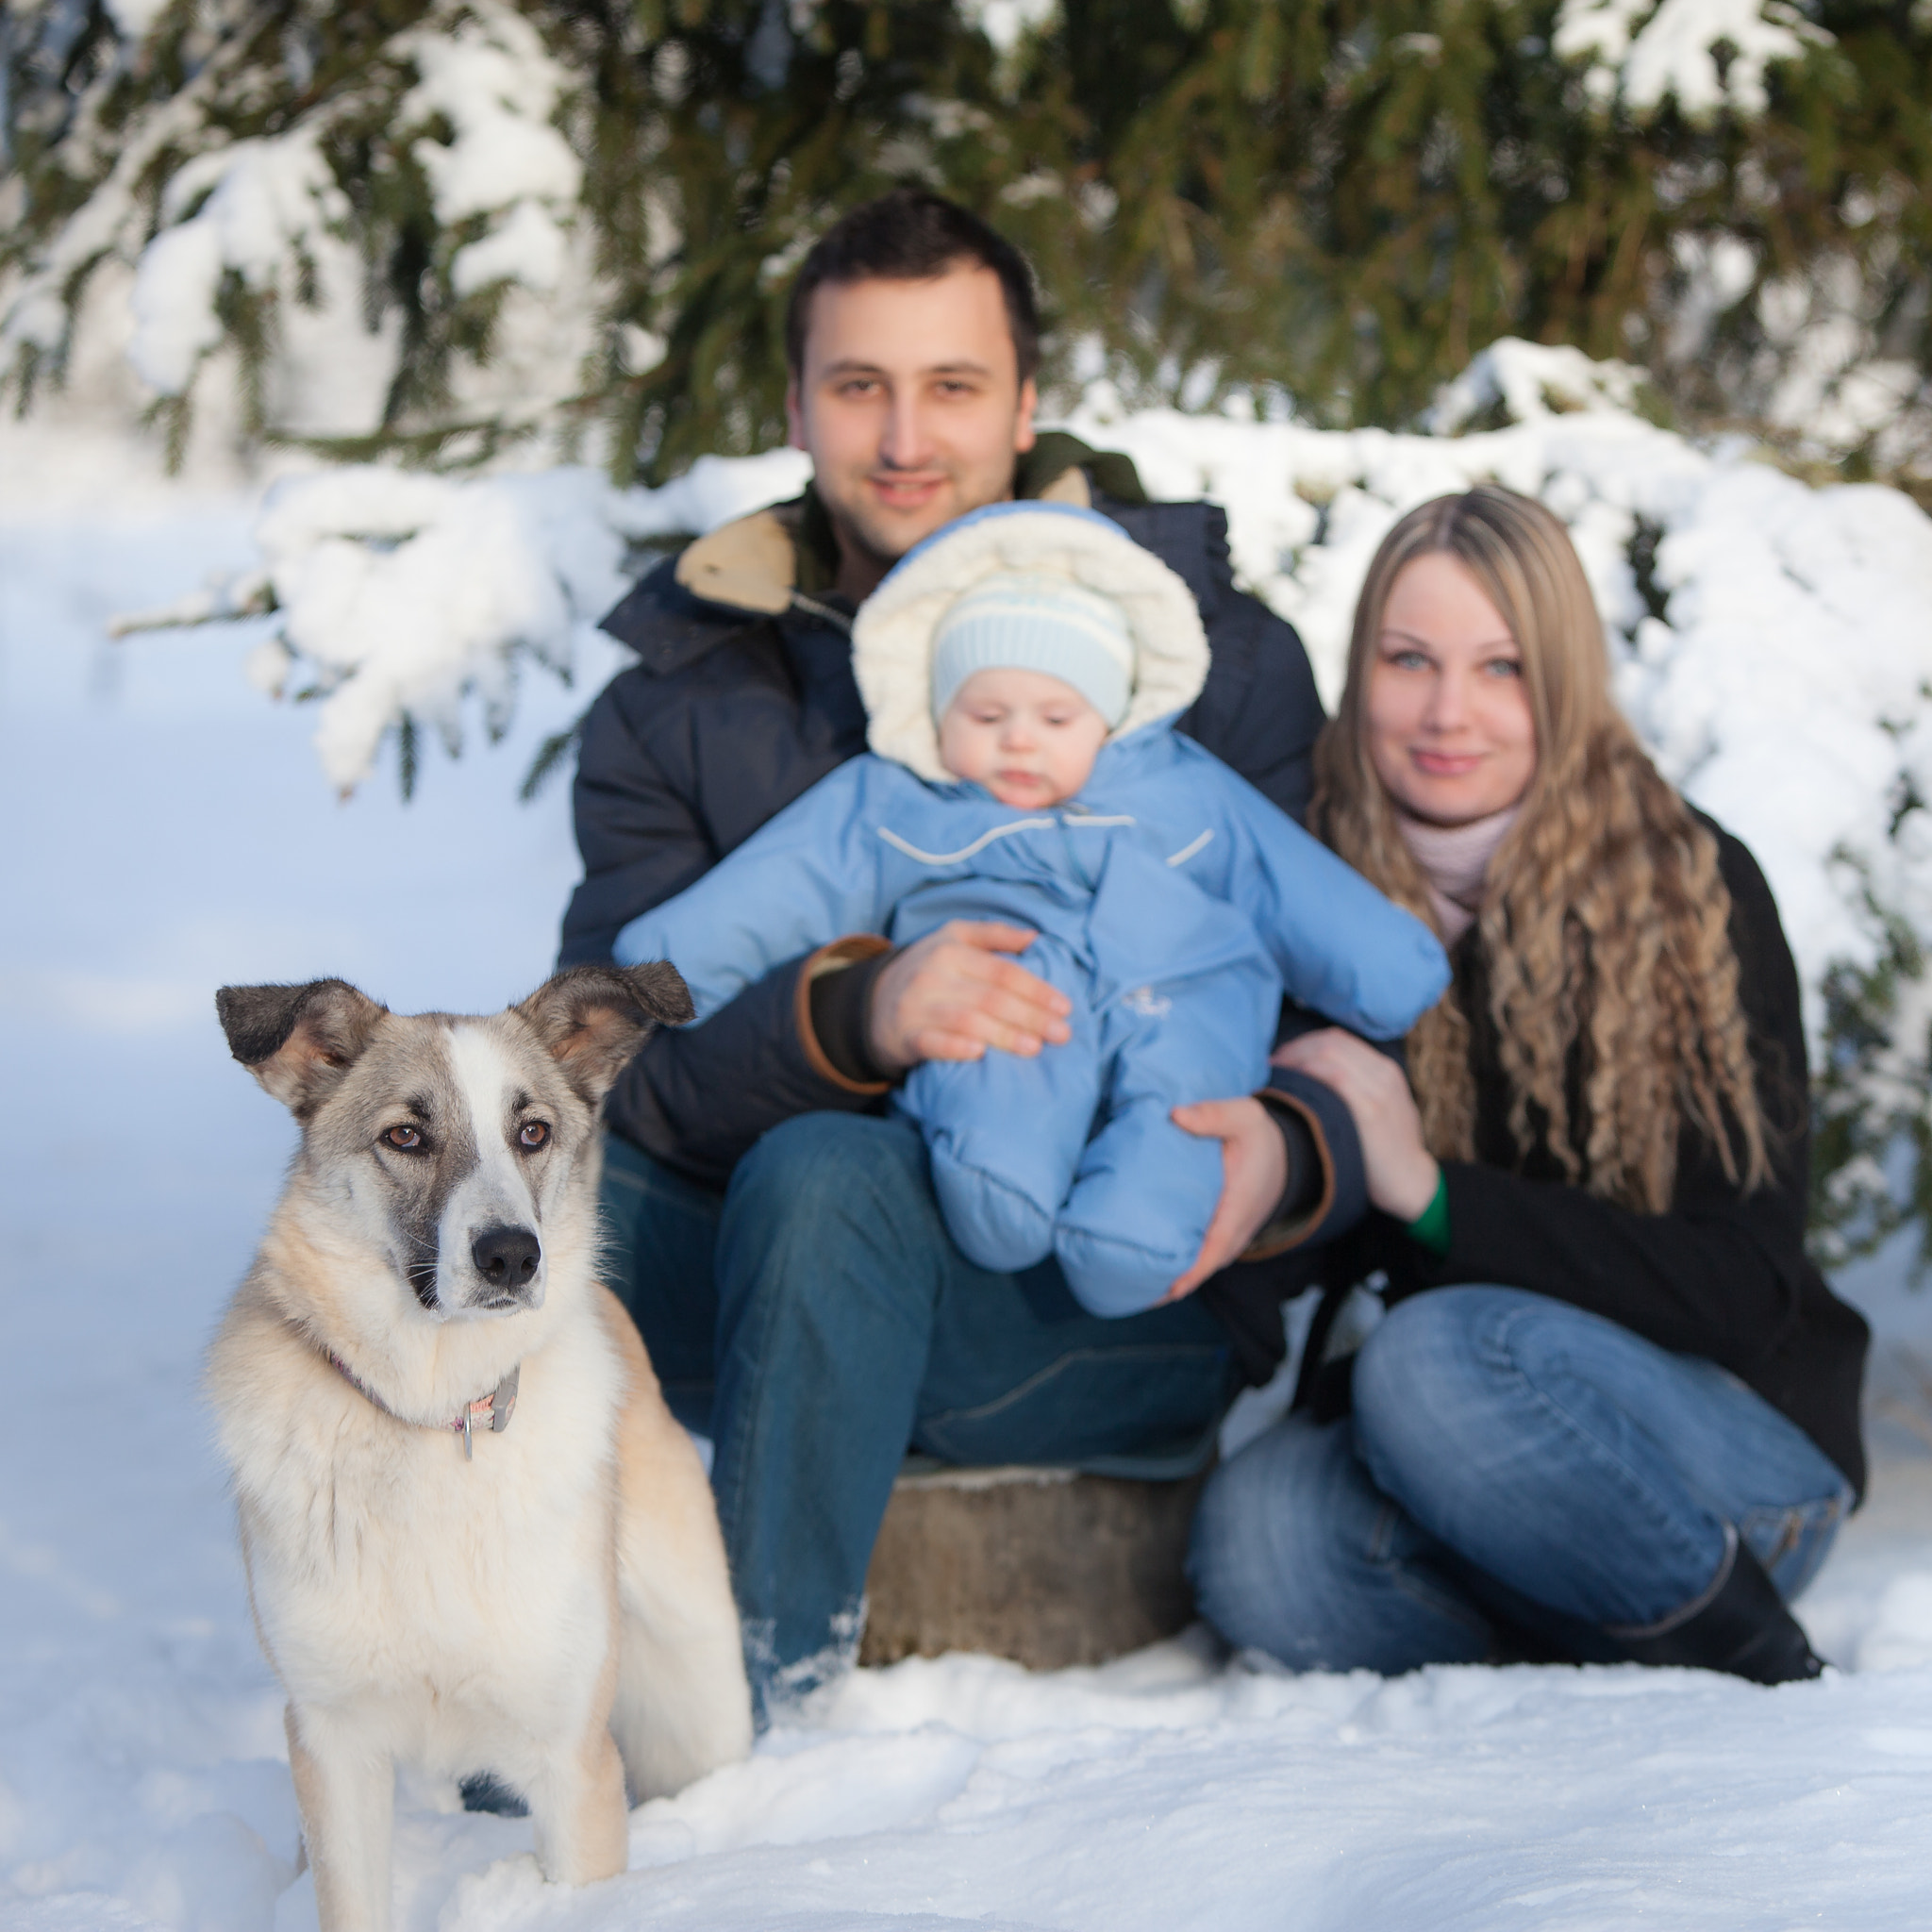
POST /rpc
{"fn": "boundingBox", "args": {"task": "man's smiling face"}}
[786,262,1038,602]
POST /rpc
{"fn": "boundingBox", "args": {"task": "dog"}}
[206,964,752,1932]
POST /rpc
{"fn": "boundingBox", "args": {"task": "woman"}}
[1187,485,1869,1682]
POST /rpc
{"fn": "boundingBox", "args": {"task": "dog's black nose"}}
[472,1224,541,1294]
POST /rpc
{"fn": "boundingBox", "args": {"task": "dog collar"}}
[327,1352,520,1461]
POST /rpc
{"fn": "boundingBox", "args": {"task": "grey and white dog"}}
[207,964,751,1932]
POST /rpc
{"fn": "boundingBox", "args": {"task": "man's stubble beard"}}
[827,496,913,583]
[819,451,1021,591]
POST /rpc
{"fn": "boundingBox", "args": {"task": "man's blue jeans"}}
[1189,1286,1854,1672]
[599,1115,1234,1714]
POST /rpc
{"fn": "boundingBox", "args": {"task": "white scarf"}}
[1394,804,1520,947]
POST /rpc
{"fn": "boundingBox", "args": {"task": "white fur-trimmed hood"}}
[851,502,1210,783]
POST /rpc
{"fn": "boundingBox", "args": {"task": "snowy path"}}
[6,495,1932,1930]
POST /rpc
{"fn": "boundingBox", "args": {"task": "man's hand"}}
[867,921,1073,1074]
[1164,1096,1290,1302]
[1272,1029,1439,1222]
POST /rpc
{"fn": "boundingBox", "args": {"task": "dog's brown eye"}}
[384,1124,424,1152]
[518,1121,551,1151]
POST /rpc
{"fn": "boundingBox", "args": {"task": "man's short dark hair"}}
[784,189,1041,383]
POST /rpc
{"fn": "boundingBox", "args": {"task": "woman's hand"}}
[1272,1029,1440,1223]
[1164,1097,1288,1301]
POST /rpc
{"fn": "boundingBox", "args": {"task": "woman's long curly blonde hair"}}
[1311,485,1768,1210]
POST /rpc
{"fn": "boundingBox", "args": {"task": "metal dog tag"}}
[456,1369,521,1459]
[491,1366,520,1432]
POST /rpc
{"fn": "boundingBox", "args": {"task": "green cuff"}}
[1406,1167,1450,1258]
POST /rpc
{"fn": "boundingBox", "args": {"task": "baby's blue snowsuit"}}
[615,722,1449,1317]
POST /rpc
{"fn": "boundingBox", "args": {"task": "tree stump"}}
[858,1461,1208,1671]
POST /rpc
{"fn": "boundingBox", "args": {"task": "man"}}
[562,191,1360,1714]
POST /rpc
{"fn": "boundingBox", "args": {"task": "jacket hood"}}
[851,502,1210,783]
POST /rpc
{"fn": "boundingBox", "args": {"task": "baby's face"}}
[937,667,1110,808]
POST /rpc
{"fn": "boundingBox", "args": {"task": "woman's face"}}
[1365,552,1538,827]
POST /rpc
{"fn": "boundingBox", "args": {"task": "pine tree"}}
[1036,0,1932,464]
[6,0,1929,482]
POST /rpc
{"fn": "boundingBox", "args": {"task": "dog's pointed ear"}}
[514,962,693,1106]
[216,979,389,1120]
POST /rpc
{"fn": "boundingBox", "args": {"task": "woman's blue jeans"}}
[599,1115,1233,1716]
[1188,1286,1854,1672]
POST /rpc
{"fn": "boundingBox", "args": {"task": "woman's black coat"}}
[1265,824,1871,1498]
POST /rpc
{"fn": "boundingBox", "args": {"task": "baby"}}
[615,503,1447,1315]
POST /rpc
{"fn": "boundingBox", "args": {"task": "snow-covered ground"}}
[9,441,1932,1932]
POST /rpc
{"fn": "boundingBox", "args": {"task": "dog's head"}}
[216,964,691,1320]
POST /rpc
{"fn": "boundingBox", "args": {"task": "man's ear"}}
[513,962,694,1107]
[1013,375,1038,455]
[215,979,389,1121]
[785,374,807,452]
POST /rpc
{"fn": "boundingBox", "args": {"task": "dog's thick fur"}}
[207,965,751,1932]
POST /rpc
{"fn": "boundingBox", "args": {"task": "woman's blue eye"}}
[1484,658,1524,677]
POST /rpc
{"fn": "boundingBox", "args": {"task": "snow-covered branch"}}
[1554,0,1830,119]
[158,447,812,794]
[4,0,602,458]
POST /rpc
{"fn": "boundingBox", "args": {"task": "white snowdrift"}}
[195,341,1932,1039]
[260,1621,1932,1930]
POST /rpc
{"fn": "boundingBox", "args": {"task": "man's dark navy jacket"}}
[561,434,1362,1382]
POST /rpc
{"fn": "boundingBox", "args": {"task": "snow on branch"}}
[1554,0,1831,119]
[399,7,583,286]
[125,128,349,396]
[3,0,595,450]
[125,448,814,796]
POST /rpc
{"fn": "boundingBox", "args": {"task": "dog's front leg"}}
[525,1720,628,1887]
[286,1702,396,1932]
